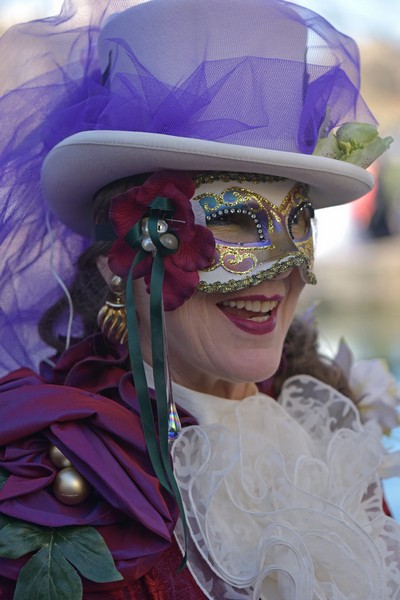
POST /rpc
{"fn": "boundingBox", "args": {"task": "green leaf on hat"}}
[52,526,123,583]
[14,544,82,600]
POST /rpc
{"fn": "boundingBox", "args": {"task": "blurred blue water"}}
[382,419,400,520]
[383,477,400,520]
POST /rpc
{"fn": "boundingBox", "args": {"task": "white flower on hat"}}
[313,122,393,168]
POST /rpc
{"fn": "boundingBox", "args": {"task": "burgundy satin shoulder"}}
[0,335,198,592]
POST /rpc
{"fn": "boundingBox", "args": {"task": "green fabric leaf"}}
[0,519,50,559]
[0,514,122,583]
[14,544,82,600]
[53,526,123,583]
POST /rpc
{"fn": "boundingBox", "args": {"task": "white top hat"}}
[41,0,375,238]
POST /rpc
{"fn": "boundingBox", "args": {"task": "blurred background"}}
[298,0,400,520]
[1,0,399,513]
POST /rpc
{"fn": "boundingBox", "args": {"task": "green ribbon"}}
[124,197,187,564]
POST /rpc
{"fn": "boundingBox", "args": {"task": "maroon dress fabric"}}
[0,335,206,598]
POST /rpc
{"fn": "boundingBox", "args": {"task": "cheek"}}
[283,276,305,324]
[164,297,206,346]
[164,295,234,373]
[290,276,305,306]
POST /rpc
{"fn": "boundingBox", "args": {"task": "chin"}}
[220,352,282,385]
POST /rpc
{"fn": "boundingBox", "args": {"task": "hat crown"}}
[39,0,375,238]
[96,0,365,155]
[98,0,307,85]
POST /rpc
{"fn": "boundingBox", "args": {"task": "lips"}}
[217,295,282,335]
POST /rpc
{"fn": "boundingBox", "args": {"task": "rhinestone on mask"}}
[205,206,265,241]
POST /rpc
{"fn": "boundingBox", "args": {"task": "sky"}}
[0,0,399,43]
[0,0,62,26]
[300,0,400,43]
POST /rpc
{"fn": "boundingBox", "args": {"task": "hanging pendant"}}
[97,275,128,345]
[168,400,181,441]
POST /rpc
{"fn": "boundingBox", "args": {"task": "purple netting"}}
[0,0,376,374]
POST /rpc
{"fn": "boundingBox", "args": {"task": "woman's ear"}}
[96,255,114,286]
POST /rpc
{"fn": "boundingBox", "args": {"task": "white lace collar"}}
[143,363,400,598]
[168,375,400,600]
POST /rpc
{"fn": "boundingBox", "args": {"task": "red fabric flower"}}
[108,171,215,310]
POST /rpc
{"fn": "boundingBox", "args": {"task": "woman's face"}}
[135,267,305,399]
[101,172,312,399]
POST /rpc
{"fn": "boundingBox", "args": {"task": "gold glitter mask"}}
[190,173,316,294]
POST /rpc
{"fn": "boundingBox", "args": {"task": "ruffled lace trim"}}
[172,375,400,599]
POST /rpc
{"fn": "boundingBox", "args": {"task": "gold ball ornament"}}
[53,467,91,506]
[48,444,72,469]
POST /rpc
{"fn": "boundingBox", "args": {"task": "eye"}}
[206,210,262,243]
[288,202,315,242]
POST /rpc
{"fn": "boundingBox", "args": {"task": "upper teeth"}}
[221,299,278,313]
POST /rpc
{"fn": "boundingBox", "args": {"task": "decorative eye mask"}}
[103,171,316,307]
[190,173,316,293]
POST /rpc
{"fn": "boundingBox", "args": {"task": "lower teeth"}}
[250,314,270,322]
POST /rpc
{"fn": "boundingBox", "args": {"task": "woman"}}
[0,0,398,598]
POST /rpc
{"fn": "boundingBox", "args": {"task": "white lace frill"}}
[171,375,400,600]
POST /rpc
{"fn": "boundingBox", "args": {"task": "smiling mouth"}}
[218,298,279,322]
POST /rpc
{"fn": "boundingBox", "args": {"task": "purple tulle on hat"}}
[0,0,376,374]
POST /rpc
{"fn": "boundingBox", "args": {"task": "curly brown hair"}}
[39,173,150,350]
[271,316,354,399]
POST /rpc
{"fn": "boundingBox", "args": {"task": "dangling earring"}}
[97,275,128,345]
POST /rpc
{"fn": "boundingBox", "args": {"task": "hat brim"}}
[41,130,374,238]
